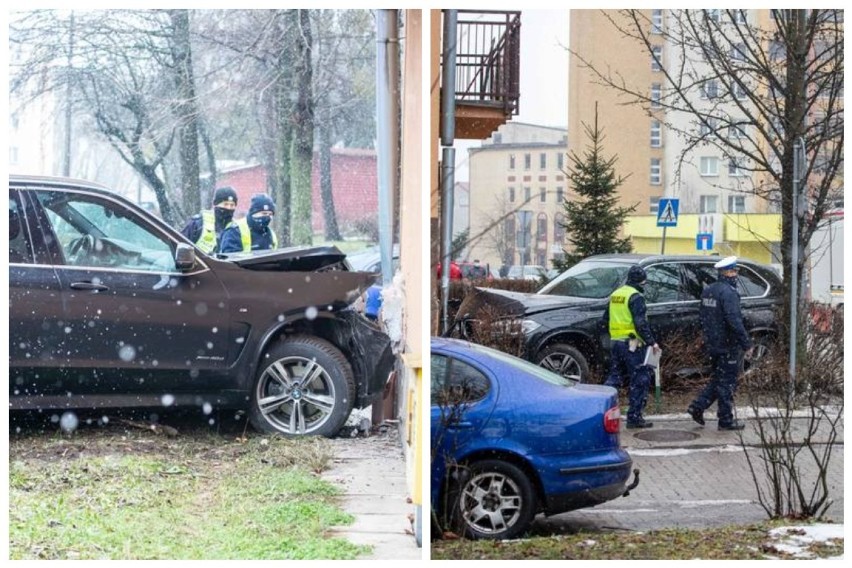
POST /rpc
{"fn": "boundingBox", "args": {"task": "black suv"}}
[451,254,781,381]
[9,175,394,437]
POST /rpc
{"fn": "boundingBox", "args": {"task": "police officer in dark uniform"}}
[603,265,661,429]
[219,193,278,253]
[180,186,238,254]
[687,256,754,431]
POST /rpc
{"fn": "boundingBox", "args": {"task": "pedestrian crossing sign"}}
[657,198,679,227]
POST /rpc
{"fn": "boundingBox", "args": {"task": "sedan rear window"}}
[538,261,629,298]
[462,342,577,388]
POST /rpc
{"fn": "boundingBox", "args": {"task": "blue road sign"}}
[696,232,714,251]
[657,198,680,227]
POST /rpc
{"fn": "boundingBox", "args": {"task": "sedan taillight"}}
[604,406,621,434]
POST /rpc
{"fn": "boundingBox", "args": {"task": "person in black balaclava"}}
[180,186,239,254]
[219,193,278,253]
[687,256,754,431]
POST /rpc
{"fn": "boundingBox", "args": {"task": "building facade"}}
[466,122,568,270]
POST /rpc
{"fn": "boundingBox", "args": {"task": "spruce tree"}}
[554,104,636,271]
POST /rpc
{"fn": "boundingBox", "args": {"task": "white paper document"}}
[643,346,662,368]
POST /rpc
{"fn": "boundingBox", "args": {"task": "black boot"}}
[686,405,705,426]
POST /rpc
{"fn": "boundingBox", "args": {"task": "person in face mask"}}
[180,186,239,254]
[219,193,279,253]
[687,256,754,431]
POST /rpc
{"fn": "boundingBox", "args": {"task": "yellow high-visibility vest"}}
[609,285,640,341]
[195,210,218,254]
[232,218,278,252]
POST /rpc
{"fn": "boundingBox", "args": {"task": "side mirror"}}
[175,243,196,272]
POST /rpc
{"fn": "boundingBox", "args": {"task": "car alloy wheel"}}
[249,336,355,437]
[455,460,536,540]
[536,343,590,382]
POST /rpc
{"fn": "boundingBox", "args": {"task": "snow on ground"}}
[766,524,844,559]
[628,444,745,457]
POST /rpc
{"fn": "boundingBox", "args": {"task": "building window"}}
[524,186,531,202]
[554,213,566,244]
[700,195,718,213]
[700,79,719,99]
[524,153,531,170]
[700,157,719,176]
[556,186,564,202]
[509,186,515,202]
[509,154,515,170]
[733,9,748,25]
[729,124,748,140]
[705,9,720,23]
[540,187,546,202]
[493,133,502,144]
[540,153,546,169]
[650,196,661,214]
[651,9,664,34]
[10,146,19,165]
[537,213,548,241]
[650,158,662,185]
[728,195,746,213]
[651,46,663,71]
[556,152,564,170]
[699,117,718,137]
[731,43,747,62]
[732,83,748,100]
[650,83,662,108]
[650,120,662,147]
[728,158,747,177]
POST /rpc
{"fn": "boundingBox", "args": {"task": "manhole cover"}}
[632,429,700,442]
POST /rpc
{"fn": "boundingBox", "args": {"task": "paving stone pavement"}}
[322,425,422,560]
[530,408,844,535]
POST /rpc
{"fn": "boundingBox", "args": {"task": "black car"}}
[450,254,781,381]
[8,175,395,437]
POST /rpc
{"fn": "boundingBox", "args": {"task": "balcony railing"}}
[451,10,521,117]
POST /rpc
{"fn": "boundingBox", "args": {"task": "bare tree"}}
[569,9,843,351]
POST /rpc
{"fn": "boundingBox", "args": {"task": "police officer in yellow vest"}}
[219,193,278,253]
[180,186,238,254]
[602,265,661,429]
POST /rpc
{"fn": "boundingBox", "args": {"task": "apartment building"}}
[466,122,568,270]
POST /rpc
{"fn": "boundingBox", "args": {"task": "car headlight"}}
[521,319,541,335]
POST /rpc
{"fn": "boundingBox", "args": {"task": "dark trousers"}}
[604,340,652,423]
[692,350,741,426]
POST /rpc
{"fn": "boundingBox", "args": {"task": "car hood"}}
[456,287,603,320]
[217,245,377,310]
[224,245,347,272]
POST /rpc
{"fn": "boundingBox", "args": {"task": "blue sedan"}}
[431,337,638,540]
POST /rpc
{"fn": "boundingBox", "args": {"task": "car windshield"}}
[538,260,631,298]
[461,341,577,388]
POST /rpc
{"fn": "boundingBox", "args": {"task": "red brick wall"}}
[217,150,378,235]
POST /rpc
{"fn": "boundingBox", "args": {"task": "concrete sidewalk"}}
[323,426,422,560]
[625,405,844,449]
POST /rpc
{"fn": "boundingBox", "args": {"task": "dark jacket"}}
[602,283,656,346]
[700,276,753,354]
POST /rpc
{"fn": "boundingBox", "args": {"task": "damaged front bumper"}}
[330,310,396,409]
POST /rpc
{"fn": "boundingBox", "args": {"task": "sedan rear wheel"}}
[536,343,590,382]
[454,460,536,540]
[249,336,355,437]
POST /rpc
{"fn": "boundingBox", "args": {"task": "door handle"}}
[70,281,109,292]
[449,421,474,430]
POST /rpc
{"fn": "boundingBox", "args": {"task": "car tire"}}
[249,335,355,437]
[536,343,590,382]
[451,460,537,540]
